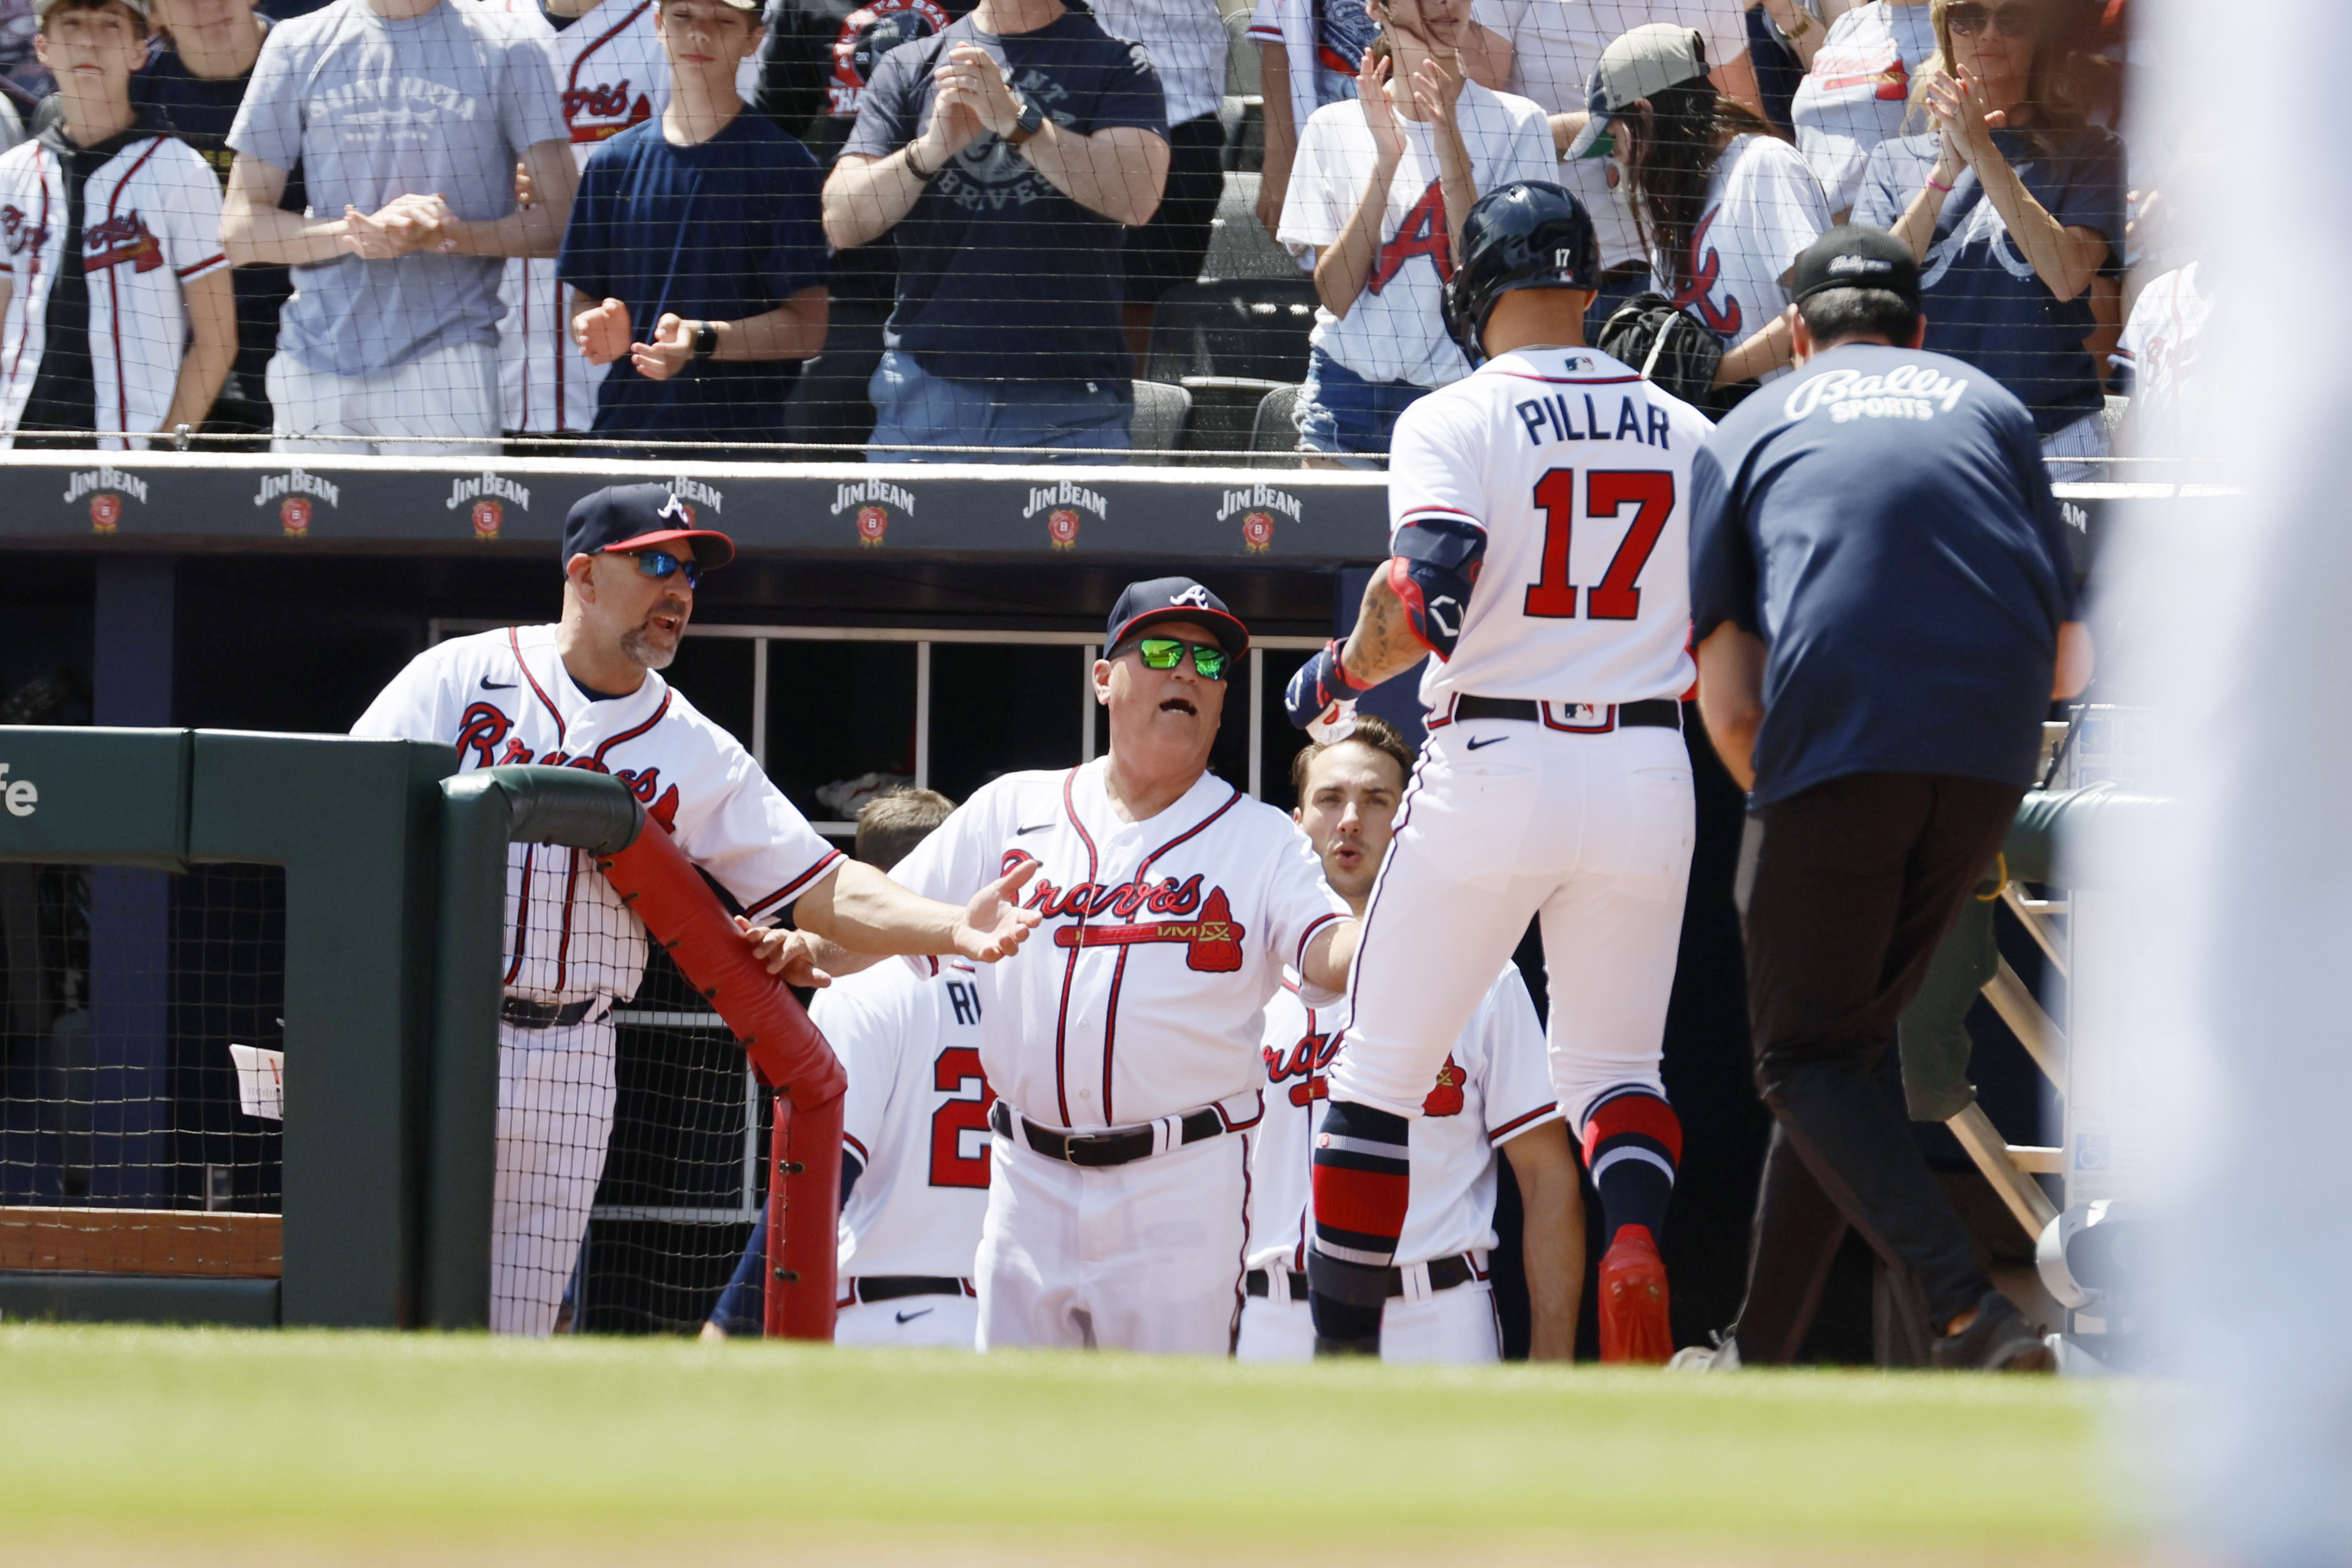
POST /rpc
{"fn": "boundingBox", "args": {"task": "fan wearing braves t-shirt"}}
[824,0,1169,461]
[704,788,995,1348]
[560,0,830,452]
[1240,717,1582,1365]
[1276,0,1554,462]
[1559,24,1828,401]
[1,0,235,447]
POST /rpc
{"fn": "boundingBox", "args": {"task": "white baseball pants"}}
[1331,719,1695,1133]
[491,1017,616,1337]
[977,1128,1250,1355]
[267,340,501,456]
[836,1293,980,1350]
[1235,1269,1501,1364]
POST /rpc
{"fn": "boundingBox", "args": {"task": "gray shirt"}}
[229,0,566,375]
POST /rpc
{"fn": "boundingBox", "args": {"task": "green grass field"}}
[0,1324,2130,1565]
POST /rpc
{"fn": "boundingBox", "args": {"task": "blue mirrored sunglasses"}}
[631,548,700,590]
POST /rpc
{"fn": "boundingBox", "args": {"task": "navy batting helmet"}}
[1441,182,1603,366]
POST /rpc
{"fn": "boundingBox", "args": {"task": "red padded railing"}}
[594,825,844,1341]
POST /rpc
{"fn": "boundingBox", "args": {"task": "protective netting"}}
[0,862,285,1276]
[0,0,2164,470]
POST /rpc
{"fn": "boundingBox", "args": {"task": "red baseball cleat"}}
[1598,1224,1673,1364]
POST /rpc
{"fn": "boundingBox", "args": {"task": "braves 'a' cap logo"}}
[1168,584,1212,609]
[658,492,694,525]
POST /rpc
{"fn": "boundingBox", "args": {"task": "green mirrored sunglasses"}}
[1129,636,1230,682]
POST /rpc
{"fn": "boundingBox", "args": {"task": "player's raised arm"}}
[789,856,1041,962]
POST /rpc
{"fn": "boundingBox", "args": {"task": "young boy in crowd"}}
[559,0,829,454]
[0,0,234,447]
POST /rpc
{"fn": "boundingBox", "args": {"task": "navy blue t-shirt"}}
[842,9,1166,384]
[557,109,829,441]
[134,41,305,393]
[1689,344,2079,807]
[1853,126,2125,436]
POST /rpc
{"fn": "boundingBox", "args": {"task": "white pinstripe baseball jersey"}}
[352,622,841,1003]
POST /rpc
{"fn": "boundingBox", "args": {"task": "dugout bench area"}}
[0,452,2167,1359]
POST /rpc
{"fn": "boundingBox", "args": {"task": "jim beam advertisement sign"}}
[447,471,531,540]
[1216,482,1302,554]
[831,477,915,547]
[254,469,340,538]
[1024,479,1107,551]
[63,466,150,535]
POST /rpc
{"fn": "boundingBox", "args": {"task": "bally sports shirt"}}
[890,760,1353,1133]
[352,623,842,1005]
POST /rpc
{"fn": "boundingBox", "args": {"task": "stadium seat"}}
[1175,376,1287,461]
[1146,277,1319,386]
[1248,384,1304,468]
[1130,380,1195,455]
[1197,173,1302,284]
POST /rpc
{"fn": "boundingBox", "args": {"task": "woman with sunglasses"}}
[1851,0,2124,479]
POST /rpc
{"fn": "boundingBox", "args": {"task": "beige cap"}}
[1564,24,1709,159]
[34,0,150,24]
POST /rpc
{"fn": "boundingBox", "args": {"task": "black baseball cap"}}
[1788,225,1922,308]
[560,483,736,573]
[1104,577,1250,660]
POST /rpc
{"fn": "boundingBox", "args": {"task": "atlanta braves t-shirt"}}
[557,108,828,440]
[842,9,1167,386]
[1653,133,1829,379]
[1278,79,1555,388]
[1853,124,2125,434]
[1788,1,1936,217]
[1688,343,2079,807]
[228,0,567,374]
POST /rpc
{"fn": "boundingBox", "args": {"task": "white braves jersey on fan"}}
[1655,134,1830,373]
[890,760,1352,1131]
[0,132,229,447]
[822,957,992,1280]
[1251,964,1557,1271]
[1790,2,1937,217]
[1278,82,1556,388]
[484,0,759,431]
[351,623,842,1002]
[2112,262,2213,462]
[1388,344,1712,707]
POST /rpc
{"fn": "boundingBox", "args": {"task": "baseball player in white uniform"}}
[768,578,1359,1356]
[1240,717,1582,1364]
[487,0,760,433]
[704,788,993,1349]
[354,482,1038,1336]
[1286,181,1707,1362]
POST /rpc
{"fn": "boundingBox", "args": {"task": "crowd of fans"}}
[0,0,2194,467]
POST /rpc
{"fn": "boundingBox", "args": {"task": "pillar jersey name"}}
[350,623,842,1004]
[886,759,1354,1133]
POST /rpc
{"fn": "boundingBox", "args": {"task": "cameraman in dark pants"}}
[1683,226,2093,1373]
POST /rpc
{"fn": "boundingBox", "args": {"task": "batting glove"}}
[1285,639,1373,735]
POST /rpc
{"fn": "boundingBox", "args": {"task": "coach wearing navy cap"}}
[1684,226,2091,1374]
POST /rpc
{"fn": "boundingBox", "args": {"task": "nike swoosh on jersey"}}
[1466,736,1509,750]
[1014,823,1053,835]
[480,678,518,690]
[895,1307,935,1324]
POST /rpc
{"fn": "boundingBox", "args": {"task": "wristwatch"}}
[690,320,719,360]
[1006,93,1045,148]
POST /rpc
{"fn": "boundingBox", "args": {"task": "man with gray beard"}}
[351,481,1040,1334]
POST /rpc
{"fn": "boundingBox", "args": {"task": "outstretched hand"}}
[1359,52,1405,166]
[954,858,1043,962]
[735,917,836,989]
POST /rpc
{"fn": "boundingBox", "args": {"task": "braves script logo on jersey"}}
[84,211,162,273]
[1265,1027,1337,1106]
[453,701,683,828]
[1422,1054,1465,1117]
[1368,182,1451,295]
[1812,38,1910,100]
[563,79,653,141]
[1670,209,1741,338]
[2,204,47,257]
[1015,868,1244,973]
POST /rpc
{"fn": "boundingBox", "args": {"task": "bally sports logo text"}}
[63,466,149,533]
[831,478,915,546]
[446,471,530,540]
[254,469,339,536]
[1023,479,1107,550]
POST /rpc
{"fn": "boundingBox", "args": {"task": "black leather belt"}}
[845,1275,972,1305]
[1244,1254,1480,1301]
[501,997,604,1030]
[990,1099,1228,1168]
[1454,696,1681,729]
